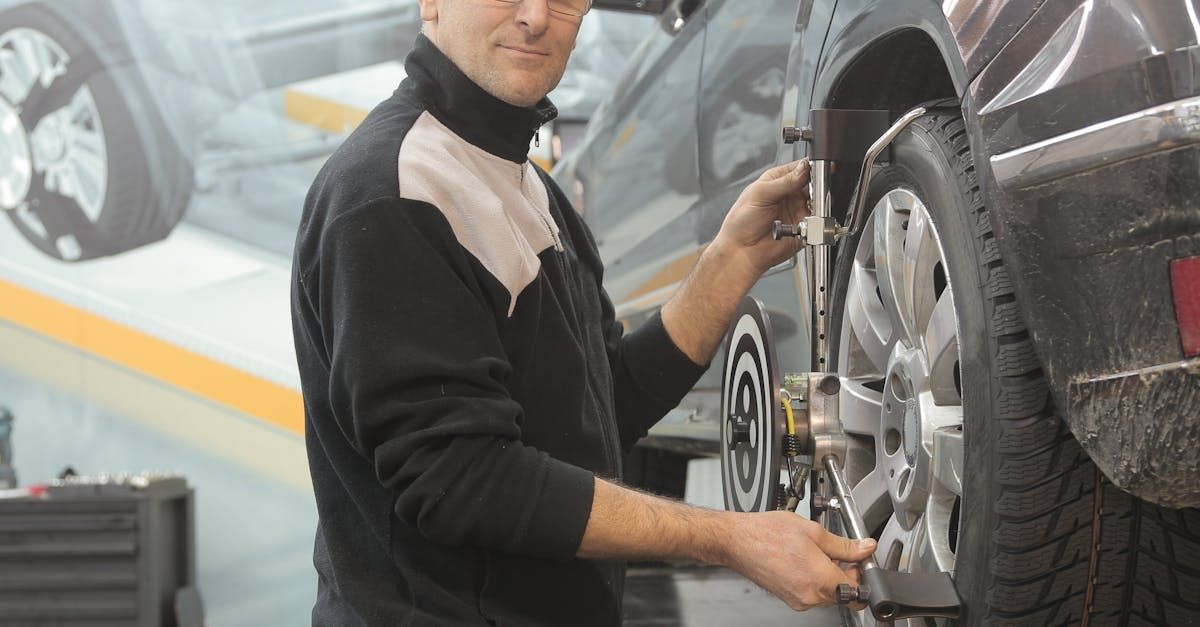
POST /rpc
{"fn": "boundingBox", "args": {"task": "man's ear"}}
[417,0,439,24]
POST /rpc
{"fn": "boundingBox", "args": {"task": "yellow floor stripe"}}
[284,88,370,135]
[0,278,304,436]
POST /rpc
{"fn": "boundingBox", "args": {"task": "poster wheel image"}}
[0,3,192,261]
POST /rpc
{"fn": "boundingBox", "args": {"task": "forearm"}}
[659,159,809,364]
[577,477,731,563]
[659,237,763,365]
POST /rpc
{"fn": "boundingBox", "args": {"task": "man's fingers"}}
[812,558,857,604]
[813,527,877,562]
[759,159,808,182]
[751,160,810,203]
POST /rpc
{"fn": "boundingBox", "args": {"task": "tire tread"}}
[916,114,1200,626]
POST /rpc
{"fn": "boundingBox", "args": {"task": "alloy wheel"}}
[0,26,107,259]
[837,188,964,624]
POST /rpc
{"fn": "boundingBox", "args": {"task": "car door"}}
[573,0,707,325]
[694,0,809,392]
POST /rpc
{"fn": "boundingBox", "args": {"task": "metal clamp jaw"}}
[777,372,845,511]
[773,107,929,244]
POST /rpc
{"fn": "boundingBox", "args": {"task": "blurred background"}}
[0,2,656,624]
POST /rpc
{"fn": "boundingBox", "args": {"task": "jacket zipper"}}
[537,212,564,253]
[540,200,619,473]
[522,165,564,252]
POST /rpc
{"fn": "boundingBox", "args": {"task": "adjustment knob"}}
[782,126,813,144]
[727,414,752,446]
[772,220,804,240]
[811,494,829,513]
[836,583,870,605]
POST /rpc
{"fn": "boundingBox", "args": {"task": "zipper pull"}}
[534,130,541,148]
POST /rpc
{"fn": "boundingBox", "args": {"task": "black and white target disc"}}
[720,297,784,512]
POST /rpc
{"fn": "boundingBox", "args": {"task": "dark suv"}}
[556,0,1200,624]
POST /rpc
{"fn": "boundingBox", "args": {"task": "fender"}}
[788,0,1200,506]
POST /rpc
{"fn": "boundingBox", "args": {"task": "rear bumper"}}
[971,95,1200,507]
[1069,358,1200,508]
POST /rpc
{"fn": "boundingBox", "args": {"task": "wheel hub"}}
[880,349,934,528]
[0,96,32,210]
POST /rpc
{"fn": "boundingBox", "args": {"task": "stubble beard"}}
[479,56,565,108]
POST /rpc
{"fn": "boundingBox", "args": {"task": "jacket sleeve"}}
[534,166,710,451]
[597,278,710,453]
[317,198,594,560]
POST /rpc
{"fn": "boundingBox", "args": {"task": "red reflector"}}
[1171,256,1200,357]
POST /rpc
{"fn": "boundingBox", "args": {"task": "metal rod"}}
[845,107,927,238]
[196,135,342,173]
[823,455,878,571]
[808,160,832,372]
[234,2,418,45]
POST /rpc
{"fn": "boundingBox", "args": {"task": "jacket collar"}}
[404,34,558,164]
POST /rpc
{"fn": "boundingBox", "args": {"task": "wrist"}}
[683,509,739,565]
[704,236,762,289]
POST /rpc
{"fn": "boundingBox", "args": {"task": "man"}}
[290,0,876,623]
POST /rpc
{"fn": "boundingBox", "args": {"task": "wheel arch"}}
[815,0,970,109]
[824,27,960,115]
[810,10,984,232]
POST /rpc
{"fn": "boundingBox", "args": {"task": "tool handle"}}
[824,455,962,620]
[861,567,962,621]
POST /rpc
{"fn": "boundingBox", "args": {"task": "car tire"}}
[0,3,192,261]
[826,112,1200,625]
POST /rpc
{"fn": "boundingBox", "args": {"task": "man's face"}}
[419,0,583,108]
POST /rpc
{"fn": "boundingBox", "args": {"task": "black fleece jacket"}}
[291,36,707,625]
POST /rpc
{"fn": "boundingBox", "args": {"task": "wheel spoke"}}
[873,193,916,349]
[918,508,958,575]
[0,48,35,104]
[12,35,43,89]
[69,155,105,219]
[875,515,912,569]
[931,428,963,497]
[847,261,894,375]
[71,125,104,157]
[841,378,883,435]
[924,291,960,404]
[852,468,891,530]
[902,204,939,337]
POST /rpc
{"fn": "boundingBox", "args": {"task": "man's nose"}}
[513,0,551,35]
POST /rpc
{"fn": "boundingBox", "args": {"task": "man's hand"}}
[712,159,812,277]
[579,479,876,612]
[720,511,875,612]
[660,159,812,365]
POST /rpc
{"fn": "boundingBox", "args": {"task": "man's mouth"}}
[499,44,549,57]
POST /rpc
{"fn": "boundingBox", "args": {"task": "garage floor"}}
[0,322,846,626]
